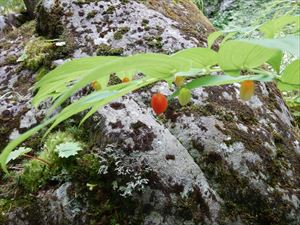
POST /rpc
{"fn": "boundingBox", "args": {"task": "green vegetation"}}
[205,0,300,30]
[0,14,299,173]
[0,0,25,14]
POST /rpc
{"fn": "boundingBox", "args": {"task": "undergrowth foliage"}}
[0,15,299,173]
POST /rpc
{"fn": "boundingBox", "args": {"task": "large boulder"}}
[0,0,299,224]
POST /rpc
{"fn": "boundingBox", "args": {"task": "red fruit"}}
[151,93,168,115]
[240,80,255,101]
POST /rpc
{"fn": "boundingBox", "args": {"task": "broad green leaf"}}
[240,36,300,58]
[218,40,278,72]
[33,56,120,107]
[55,142,82,158]
[207,31,223,49]
[221,32,237,44]
[259,15,300,38]
[171,48,218,68]
[278,60,300,91]
[44,54,189,117]
[44,77,158,136]
[6,147,32,164]
[267,50,283,73]
[175,68,208,77]
[280,60,300,84]
[171,74,273,98]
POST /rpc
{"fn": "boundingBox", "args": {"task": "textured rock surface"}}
[0,0,300,225]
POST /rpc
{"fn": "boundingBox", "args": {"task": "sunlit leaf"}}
[259,15,300,38]
[240,35,300,58]
[55,142,82,158]
[6,147,32,164]
[278,60,300,91]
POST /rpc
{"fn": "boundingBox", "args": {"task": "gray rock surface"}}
[0,0,300,225]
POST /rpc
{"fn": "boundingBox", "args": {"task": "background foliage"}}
[0,0,24,14]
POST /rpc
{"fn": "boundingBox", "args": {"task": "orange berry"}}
[122,77,130,83]
[91,81,101,91]
[240,80,255,101]
[151,93,168,115]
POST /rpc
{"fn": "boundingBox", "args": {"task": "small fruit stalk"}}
[151,93,168,115]
[240,80,255,101]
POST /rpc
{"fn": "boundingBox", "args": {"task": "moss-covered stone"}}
[96,44,124,56]
[113,27,130,40]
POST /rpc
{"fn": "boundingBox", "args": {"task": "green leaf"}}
[207,31,223,49]
[171,74,273,98]
[280,60,300,84]
[17,53,28,62]
[44,77,159,136]
[55,142,82,158]
[240,35,300,58]
[40,53,186,117]
[259,15,300,38]
[221,32,237,44]
[267,50,283,73]
[33,56,120,107]
[278,60,300,91]
[175,68,208,77]
[218,40,278,72]
[6,147,32,164]
[171,48,218,68]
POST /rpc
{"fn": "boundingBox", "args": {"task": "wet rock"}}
[36,0,214,55]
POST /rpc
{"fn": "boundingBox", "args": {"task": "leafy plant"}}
[6,147,31,164]
[55,141,82,158]
[0,15,299,173]
[0,0,25,14]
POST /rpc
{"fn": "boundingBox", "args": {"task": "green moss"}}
[21,33,73,71]
[0,196,36,224]
[197,151,293,225]
[145,36,163,49]
[21,37,54,71]
[17,130,85,192]
[36,2,64,38]
[87,10,97,19]
[4,55,17,65]
[105,5,116,14]
[96,44,124,56]
[141,19,149,27]
[113,27,130,40]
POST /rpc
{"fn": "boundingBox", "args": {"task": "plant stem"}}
[24,154,51,167]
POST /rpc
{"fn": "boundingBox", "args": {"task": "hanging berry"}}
[91,81,101,91]
[175,76,185,87]
[151,93,168,115]
[240,80,255,101]
[178,88,192,106]
[122,77,130,83]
